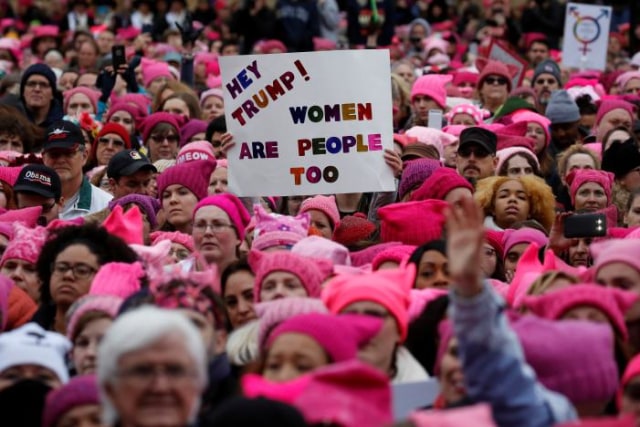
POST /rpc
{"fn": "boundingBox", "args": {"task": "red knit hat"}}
[521,284,638,341]
[410,74,453,108]
[96,122,131,149]
[332,213,375,247]
[140,112,184,143]
[476,58,519,92]
[378,199,448,245]
[156,160,214,201]
[299,195,340,229]
[410,167,474,202]
[249,250,333,301]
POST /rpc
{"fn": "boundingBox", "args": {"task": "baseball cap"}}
[13,164,62,200]
[107,149,157,179]
[401,143,440,162]
[458,127,497,155]
[44,120,85,151]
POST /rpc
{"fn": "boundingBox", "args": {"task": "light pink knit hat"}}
[176,140,216,165]
[63,87,100,113]
[291,236,351,266]
[252,204,310,251]
[149,230,195,252]
[444,104,489,125]
[496,146,540,173]
[249,250,333,302]
[89,262,146,299]
[0,223,47,267]
[299,195,340,229]
[371,244,417,271]
[65,294,123,340]
[404,126,456,159]
[142,62,174,88]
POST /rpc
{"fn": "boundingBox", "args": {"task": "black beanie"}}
[20,63,59,102]
[602,138,640,179]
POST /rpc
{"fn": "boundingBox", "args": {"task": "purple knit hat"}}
[156,160,215,201]
[0,223,47,266]
[42,375,99,427]
[65,294,123,340]
[398,158,442,200]
[252,204,310,251]
[180,119,208,147]
[108,194,160,229]
[194,194,251,240]
[249,250,333,302]
[266,313,382,362]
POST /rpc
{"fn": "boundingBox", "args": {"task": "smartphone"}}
[112,45,126,70]
[428,109,443,130]
[563,213,607,238]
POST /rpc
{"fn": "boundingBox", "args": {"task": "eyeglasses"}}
[98,137,126,147]
[484,76,508,86]
[116,364,197,387]
[535,78,557,86]
[150,134,179,144]
[51,262,97,279]
[458,146,491,158]
[25,80,51,89]
[168,247,191,261]
[193,221,235,234]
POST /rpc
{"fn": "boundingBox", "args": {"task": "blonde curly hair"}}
[474,175,556,232]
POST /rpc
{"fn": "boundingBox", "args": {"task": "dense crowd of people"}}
[1,0,640,426]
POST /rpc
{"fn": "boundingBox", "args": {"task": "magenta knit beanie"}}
[143,63,173,88]
[65,294,123,340]
[378,199,448,245]
[42,375,99,427]
[566,169,615,206]
[0,165,23,187]
[0,223,47,267]
[410,74,452,108]
[398,158,442,200]
[299,195,340,229]
[140,112,183,143]
[266,313,382,362]
[150,230,195,252]
[106,101,148,129]
[410,167,474,202]
[63,87,100,113]
[502,228,548,257]
[249,250,333,302]
[595,99,635,128]
[180,120,209,147]
[156,160,215,201]
[371,244,417,270]
[194,194,251,240]
[89,262,146,299]
[176,140,216,165]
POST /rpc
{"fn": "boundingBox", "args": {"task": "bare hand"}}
[384,148,402,178]
[445,195,485,296]
[220,133,235,159]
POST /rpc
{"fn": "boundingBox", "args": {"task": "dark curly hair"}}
[36,224,139,307]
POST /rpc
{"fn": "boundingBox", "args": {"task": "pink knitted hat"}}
[444,104,489,125]
[252,205,310,251]
[157,160,215,201]
[299,195,340,229]
[502,228,548,257]
[194,194,251,240]
[616,71,640,92]
[65,294,123,340]
[0,223,47,266]
[521,284,637,340]
[511,111,551,149]
[620,355,640,409]
[411,404,495,427]
[103,205,144,245]
[378,199,448,246]
[200,88,224,105]
[255,297,329,348]
[266,313,382,362]
[249,250,333,301]
[349,242,403,267]
[89,262,145,299]
[0,206,42,228]
[442,124,466,137]
[595,99,635,128]
[495,121,537,151]
[150,230,195,252]
[322,266,414,340]
[410,74,453,108]
[398,158,442,200]
[42,375,99,427]
[105,101,147,128]
[291,236,351,266]
[496,146,539,173]
[0,165,23,186]
[179,120,208,147]
[476,58,518,92]
[409,167,474,202]
[63,87,100,113]
[242,360,392,427]
[371,244,416,271]
[592,238,640,276]
[176,140,216,165]
[566,169,615,206]
[404,127,456,159]
[140,112,183,143]
[142,63,173,88]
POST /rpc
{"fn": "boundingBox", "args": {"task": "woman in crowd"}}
[200,88,225,122]
[42,375,103,427]
[0,224,46,303]
[90,122,131,168]
[567,169,615,213]
[298,195,340,240]
[221,259,257,330]
[408,240,451,289]
[140,112,183,163]
[496,147,541,178]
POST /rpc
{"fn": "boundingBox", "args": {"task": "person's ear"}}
[108,177,117,193]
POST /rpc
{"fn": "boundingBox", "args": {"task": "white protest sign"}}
[220,50,395,197]
[561,2,611,71]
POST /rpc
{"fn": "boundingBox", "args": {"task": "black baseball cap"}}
[458,127,497,155]
[13,164,62,200]
[107,149,157,179]
[44,120,85,151]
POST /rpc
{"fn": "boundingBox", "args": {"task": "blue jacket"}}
[449,282,577,427]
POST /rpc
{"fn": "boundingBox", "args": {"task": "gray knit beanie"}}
[545,90,581,124]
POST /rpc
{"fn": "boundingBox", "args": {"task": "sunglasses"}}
[458,146,491,158]
[535,78,557,85]
[484,76,508,86]
[150,135,179,144]
[98,137,126,146]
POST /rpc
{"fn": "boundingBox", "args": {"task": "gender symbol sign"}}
[562,2,611,71]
